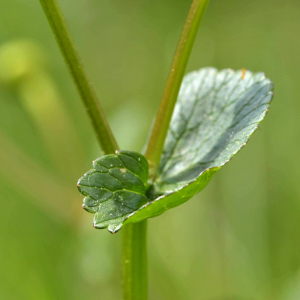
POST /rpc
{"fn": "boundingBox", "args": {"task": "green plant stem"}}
[40,1,147,299]
[39,0,118,154]
[122,220,148,300]
[145,0,211,168]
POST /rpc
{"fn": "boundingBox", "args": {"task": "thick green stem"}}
[145,0,211,168]
[39,0,118,154]
[122,220,148,300]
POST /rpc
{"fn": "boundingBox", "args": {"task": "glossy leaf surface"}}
[77,150,149,233]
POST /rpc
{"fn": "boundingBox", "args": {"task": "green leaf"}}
[77,150,149,233]
[77,68,273,233]
[126,67,273,224]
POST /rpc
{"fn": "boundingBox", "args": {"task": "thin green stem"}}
[40,1,147,299]
[122,220,148,300]
[39,0,118,154]
[145,0,211,168]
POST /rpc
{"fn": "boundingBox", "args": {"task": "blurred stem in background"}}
[0,40,83,226]
[0,40,85,181]
[19,72,84,179]
[0,130,79,226]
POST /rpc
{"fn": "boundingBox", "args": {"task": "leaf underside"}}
[78,68,274,233]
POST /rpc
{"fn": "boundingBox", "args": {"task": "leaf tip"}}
[108,223,123,234]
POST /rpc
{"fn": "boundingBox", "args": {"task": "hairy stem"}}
[122,220,148,300]
[145,0,211,168]
[39,0,118,154]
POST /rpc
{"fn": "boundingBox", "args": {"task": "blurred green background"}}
[0,0,299,299]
